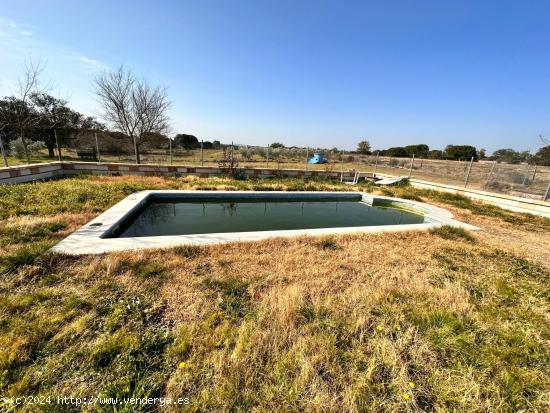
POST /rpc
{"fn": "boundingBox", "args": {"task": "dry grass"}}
[0,175,549,412]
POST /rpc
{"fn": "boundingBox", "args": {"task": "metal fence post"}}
[544,181,550,202]
[305,147,308,171]
[94,130,101,163]
[531,165,537,182]
[464,156,474,188]
[340,151,344,181]
[169,137,173,165]
[201,139,204,166]
[54,129,62,162]
[484,160,496,189]
[408,154,415,178]
[0,132,8,167]
[266,144,269,168]
[373,152,379,176]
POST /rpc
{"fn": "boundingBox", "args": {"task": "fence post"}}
[305,147,309,171]
[544,181,550,202]
[54,129,62,162]
[266,144,269,168]
[201,139,204,166]
[464,156,474,188]
[94,130,101,163]
[373,152,379,176]
[484,161,496,189]
[340,151,344,181]
[169,137,173,165]
[0,132,8,167]
[408,154,415,178]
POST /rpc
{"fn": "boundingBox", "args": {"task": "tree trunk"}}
[20,128,30,163]
[47,143,55,158]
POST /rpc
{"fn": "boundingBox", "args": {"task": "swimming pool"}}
[52,191,477,254]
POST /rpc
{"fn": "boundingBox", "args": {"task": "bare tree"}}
[94,66,171,164]
[11,60,45,163]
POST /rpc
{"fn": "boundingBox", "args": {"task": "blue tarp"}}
[307,152,328,164]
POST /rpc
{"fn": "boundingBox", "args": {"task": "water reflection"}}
[118,200,426,238]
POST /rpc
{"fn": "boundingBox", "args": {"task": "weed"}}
[173,244,203,258]
[0,242,52,274]
[315,238,340,250]
[202,277,251,318]
[430,225,476,242]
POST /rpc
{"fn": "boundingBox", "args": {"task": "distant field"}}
[3,148,550,199]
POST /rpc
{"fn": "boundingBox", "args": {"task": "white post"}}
[201,139,204,166]
[464,156,474,188]
[408,154,415,178]
[0,132,8,167]
[373,152,379,176]
[94,130,101,163]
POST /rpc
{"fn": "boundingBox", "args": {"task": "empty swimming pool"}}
[52,190,476,254]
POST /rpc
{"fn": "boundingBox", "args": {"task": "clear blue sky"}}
[1,0,550,153]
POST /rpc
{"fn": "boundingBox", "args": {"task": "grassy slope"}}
[0,176,549,412]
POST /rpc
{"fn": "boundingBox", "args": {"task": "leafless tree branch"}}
[94,66,171,164]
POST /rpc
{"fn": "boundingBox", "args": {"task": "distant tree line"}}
[357,139,549,165]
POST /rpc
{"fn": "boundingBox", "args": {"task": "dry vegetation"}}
[6,147,550,200]
[0,175,549,412]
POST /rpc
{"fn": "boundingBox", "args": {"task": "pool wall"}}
[52,190,478,255]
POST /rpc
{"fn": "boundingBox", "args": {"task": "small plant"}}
[173,244,202,258]
[218,146,242,178]
[135,261,165,278]
[1,242,51,273]
[202,277,250,318]
[430,225,476,242]
[316,238,340,250]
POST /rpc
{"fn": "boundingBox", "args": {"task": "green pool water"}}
[112,197,426,238]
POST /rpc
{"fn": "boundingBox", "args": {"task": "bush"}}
[10,138,46,159]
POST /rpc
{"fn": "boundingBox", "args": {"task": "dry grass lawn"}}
[0,175,548,412]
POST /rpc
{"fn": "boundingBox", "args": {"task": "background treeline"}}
[358,142,549,165]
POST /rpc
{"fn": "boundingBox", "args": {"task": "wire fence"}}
[1,133,549,201]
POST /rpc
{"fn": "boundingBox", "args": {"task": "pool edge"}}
[51,190,479,255]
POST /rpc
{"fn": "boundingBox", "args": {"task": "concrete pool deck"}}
[51,190,479,255]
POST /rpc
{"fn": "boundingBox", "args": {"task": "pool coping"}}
[51,190,479,255]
